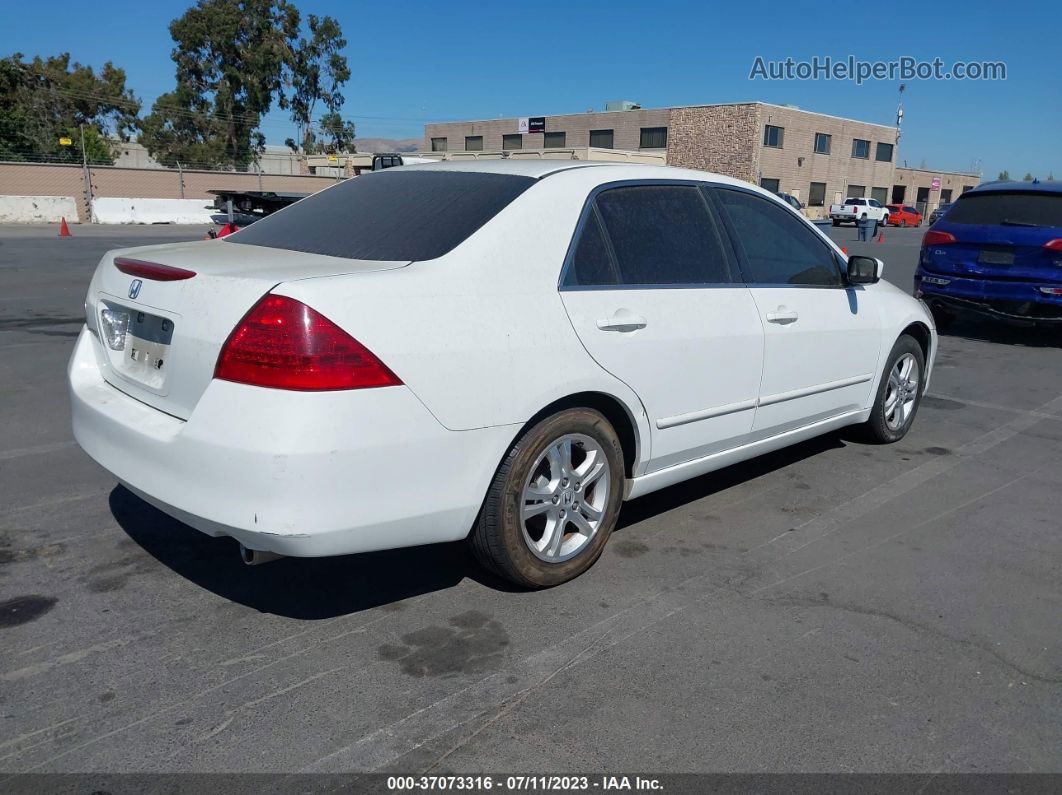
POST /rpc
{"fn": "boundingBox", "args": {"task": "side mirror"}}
[847,255,884,284]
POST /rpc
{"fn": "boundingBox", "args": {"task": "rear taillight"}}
[1044,239,1062,251]
[114,257,196,281]
[214,295,401,391]
[922,230,957,246]
[1038,287,1062,296]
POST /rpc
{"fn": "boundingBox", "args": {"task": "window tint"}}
[568,185,732,287]
[229,171,535,261]
[875,142,894,162]
[715,188,842,287]
[566,210,617,287]
[945,191,1062,227]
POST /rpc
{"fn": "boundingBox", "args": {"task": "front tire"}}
[860,335,926,444]
[469,408,625,588]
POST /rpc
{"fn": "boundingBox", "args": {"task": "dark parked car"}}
[915,181,1062,327]
[928,202,953,225]
[776,192,804,211]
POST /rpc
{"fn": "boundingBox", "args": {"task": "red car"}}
[886,204,923,227]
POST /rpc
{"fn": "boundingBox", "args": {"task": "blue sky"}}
[7,0,1060,179]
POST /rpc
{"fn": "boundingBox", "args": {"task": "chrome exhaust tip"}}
[239,544,284,566]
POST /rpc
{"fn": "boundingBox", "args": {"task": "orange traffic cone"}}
[877,230,885,243]
[58,217,71,237]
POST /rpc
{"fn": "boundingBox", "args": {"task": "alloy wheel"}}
[520,434,611,563]
[884,353,920,430]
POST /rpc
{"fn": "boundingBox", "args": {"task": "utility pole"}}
[79,124,94,223]
[176,160,185,199]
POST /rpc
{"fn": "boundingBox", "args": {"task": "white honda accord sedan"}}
[69,160,935,587]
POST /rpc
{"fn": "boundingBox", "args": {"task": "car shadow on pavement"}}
[616,432,847,531]
[108,486,518,620]
[938,316,1062,348]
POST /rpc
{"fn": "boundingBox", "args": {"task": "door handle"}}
[597,314,647,332]
[766,308,799,325]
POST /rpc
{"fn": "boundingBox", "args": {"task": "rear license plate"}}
[978,249,1014,266]
[99,301,175,389]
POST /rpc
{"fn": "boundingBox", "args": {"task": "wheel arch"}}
[901,320,932,363]
[515,391,642,479]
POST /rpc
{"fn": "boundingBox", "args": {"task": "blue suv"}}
[915,181,1062,326]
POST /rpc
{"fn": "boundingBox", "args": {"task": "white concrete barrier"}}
[91,197,213,225]
[0,195,79,223]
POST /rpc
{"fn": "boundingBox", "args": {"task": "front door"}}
[711,187,882,437]
[559,183,764,473]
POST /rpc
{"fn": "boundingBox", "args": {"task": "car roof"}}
[390,159,626,178]
[966,180,1062,195]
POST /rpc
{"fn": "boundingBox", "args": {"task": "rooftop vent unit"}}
[605,100,641,112]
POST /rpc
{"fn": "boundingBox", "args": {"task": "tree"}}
[0,53,139,163]
[140,0,299,168]
[1023,172,1034,181]
[997,170,1010,180]
[285,14,352,154]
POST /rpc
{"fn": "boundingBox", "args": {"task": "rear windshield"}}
[227,170,536,261]
[945,191,1062,228]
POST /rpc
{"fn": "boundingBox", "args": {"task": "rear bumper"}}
[915,272,1062,323]
[69,328,512,556]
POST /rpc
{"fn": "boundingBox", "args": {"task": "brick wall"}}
[424,108,671,153]
[665,104,759,181]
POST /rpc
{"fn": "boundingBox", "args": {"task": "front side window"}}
[563,185,732,287]
[502,134,523,150]
[589,129,614,148]
[714,188,842,287]
[465,135,483,151]
[543,131,566,148]
[639,127,667,148]
[763,125,784,148]
[875,142,894,162]
[852,139,870,159]
[814,133,831,154]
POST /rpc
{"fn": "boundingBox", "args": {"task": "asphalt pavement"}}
[0,222,1059,775]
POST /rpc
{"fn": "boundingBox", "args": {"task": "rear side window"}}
[565,185,731,287]
[228,171,535,261]
[567,210,618,286]
[715,188,841,287]
[945,191,1062,227]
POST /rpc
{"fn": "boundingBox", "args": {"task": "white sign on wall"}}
[518,117,529,134]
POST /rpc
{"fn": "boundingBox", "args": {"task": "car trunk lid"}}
[86,239,408,420]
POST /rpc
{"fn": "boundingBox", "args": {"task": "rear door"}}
[559,183,764,473]
[710,187,882,436]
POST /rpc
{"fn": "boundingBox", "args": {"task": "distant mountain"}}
[352,137,421,153]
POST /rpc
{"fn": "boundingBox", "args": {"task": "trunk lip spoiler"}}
[114,257,197,281]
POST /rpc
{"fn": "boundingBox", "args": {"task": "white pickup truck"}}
[829,198,890,226]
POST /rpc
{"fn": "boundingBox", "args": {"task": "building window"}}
[814,133,831,154]
[431,137,447,152]
[639,127,667,149]
[763,125,784,148]
[543,131,566,148]
[875,142,894,162]
[465,135,483,151]
[759,177,780,193]
[848,184,866,198]
[589,129,614,149]
[852,139,870,159]
[870,186,888,204]
[940,188,953,203]
[502,134,522,150]
[809,182,827,207]
[962,185,975,193]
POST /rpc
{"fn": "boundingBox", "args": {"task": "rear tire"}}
[469,408,625,588]
[859,335,926,444]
